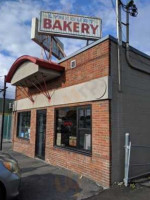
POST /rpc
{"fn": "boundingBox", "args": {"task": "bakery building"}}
[6,35,150,188]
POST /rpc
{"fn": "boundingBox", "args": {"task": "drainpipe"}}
[125,9,134,68]
[116,0,122,92]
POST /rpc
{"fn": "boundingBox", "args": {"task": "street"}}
[3,143,102,200]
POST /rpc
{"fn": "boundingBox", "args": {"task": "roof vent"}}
[70,60,76,69]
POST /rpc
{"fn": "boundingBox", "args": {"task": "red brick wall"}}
[13,100,110,188]
[16,39,110,100]
[13,39,111,188]
[45,101,110,188]
[13,109,36,158]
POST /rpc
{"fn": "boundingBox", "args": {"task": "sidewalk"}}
[2,142,102,200]
[86,184,150,200]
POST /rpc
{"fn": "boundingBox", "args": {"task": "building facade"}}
[6,35,150,188]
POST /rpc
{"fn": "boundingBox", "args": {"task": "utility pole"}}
[116,0,122,92]
[0,76,7,151]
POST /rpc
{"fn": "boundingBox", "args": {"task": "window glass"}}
[17,112,31,139]
[78,130,91,151]
[56,108,77,148]
[55,106,92,153]
[79,109,84,128]
[85,108,91,128]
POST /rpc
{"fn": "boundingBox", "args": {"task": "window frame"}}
[54,105,92,156]
[17,111,31,140]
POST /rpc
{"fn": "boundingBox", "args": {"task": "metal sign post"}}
[31,18,65,60]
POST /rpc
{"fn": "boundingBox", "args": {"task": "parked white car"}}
[0,152,21,199]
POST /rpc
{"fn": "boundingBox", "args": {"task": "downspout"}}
[125,10,132,67]
[116,0,122,92]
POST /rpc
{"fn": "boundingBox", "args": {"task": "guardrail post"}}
[124,133,131,186]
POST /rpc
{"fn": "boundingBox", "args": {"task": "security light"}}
[126,0,134,9]
[124,0,138,17]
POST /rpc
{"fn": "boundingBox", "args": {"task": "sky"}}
[0,0,150,98]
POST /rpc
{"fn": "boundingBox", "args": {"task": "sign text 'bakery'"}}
[39,11,102,40]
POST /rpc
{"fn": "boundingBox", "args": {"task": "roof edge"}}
[58,35,150,63]
[58,35,112,63]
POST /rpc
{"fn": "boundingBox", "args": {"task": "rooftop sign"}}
[39,11,102,40]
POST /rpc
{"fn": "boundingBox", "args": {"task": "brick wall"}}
[16,40,110,100]
[13,39,111,188]
[13,109,36,158]
[45,101,110,188]
[13,100,110,187]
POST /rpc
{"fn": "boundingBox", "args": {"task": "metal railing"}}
[124,133,150,186]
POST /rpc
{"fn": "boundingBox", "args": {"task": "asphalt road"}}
[3,143,102,200]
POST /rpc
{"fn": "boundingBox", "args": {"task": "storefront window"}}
[17,112,31,139]
[78,107,91,151]
[55,106,91,153]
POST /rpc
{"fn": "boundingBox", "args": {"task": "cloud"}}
[0,54,14,76]
[60,0,76,13]
[0,0,41,58]
[60,38,86,55]
[77,0,116,35]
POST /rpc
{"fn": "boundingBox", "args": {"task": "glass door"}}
[35,110,47,160]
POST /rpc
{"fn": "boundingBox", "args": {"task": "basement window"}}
[17,111,31,140]
[55,105,92,154]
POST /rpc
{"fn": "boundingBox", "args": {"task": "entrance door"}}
[35,110,46,160]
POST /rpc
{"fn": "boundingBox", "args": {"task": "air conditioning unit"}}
[9,103,13,110]
[70,60,76,69]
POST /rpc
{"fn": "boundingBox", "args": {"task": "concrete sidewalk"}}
[86,184,150,200]
[2,142,102,200]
